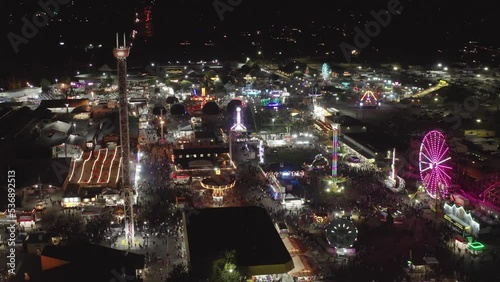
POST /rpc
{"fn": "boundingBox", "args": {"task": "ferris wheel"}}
[419,130,452,199]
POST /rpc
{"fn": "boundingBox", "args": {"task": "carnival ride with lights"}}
[468,173,500,210]
[312,212,330,226]
[230,107,247,132]
[376,205,405,224]
[68,146,123,187]
[325,218,358,249]
[419,130,452,199]
[359,90,380,108]
[185,89,216,114]
[308,87,322,97]
[322,63,332,81]
[322,123,348,192]
[303,154,329,171]
[384,148,406,193]
[200,171,236,203]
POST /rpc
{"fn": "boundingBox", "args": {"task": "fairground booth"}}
[443,203,486,254]
[263,162,305,201]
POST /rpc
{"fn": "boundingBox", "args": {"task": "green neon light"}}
[468,242,484,251]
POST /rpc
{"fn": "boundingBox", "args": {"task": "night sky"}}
[0,0,498,82]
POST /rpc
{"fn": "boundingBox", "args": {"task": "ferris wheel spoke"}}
[430,168,439,190]
[436,156,451,165]
[422,172,431,183]
[421,152,433,163]
[437,166,452,179]
[434,168,445,185]
[423,143,435,161]
[436,147,449,164]
[426,169,435,186]
[435,134,446,156]
[437,164,452,170]
[420,166,432,172]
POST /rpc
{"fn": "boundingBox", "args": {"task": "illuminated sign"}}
[468,242,484,251]
[444,214,464,230]
[443,203,480,236]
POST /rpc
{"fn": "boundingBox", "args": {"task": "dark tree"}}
[166,96,179,104]
[84,213,113,245]
[227,99,243,113]
[202,101,219,115]
[211,250,240,282]
[152,105,167,116]
[170,104,186,116]
[40,78,51,91]
[47,214,87,243]
[166,263,191,282]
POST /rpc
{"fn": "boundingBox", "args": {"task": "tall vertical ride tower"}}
[113,34,135,248]
[331,123,339,179]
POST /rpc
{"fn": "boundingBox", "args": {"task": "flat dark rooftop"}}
[186,206,292,277]
[7,158,71,189]
[38,99,89,109]
[344,131,394,153]
[326,115,366,127]
[195,131,217,139]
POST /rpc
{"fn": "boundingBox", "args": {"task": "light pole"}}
[65,103,69,158]
[160,119,165,141]
[272,118,275,132]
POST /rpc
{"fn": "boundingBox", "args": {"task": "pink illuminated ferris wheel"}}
[419,130,452,199]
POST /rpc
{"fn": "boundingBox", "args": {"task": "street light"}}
[160,119,165,141]
[272,118,275,132]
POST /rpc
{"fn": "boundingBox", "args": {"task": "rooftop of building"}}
[194,131,217,139]
[343,131,394,153]
[186,206,293,279]
[3,158,71,189]
[326,115,367,127]
[12,242,144,282]
[38,99,89,110]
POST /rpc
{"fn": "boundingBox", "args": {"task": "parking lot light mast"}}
[160,119,165,141]
[38,175,42,202]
